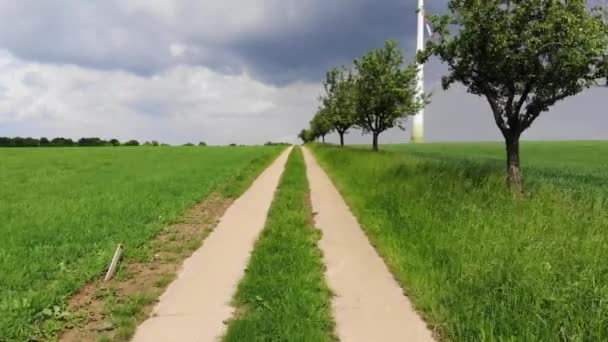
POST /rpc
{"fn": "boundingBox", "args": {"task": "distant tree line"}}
[0,136,145,147]
[264,141,290,146]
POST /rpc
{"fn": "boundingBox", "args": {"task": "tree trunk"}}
[321,135,325,143]
[505,135,523,192]
[339,132,344,147]
[372,132,379,152]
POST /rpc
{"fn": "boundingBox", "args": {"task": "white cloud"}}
[169,44,186,58]
[0,50,320,144]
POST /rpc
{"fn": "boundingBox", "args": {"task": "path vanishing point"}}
[132,146,434,342]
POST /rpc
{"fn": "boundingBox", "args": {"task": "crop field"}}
[310,141,608,341]
[0,146,283,341]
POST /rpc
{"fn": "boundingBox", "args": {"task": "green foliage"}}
[77,137,107,147]
[0,146,283,340]
[354,40,425,150]
[0,137,141,148]
[310,109,333,141]
[301,40,427,150]
[224,148,335,342]
[298,129,315,144]
[50,137,76,147]
[321,67,358,144]
[0,137,41,147]
[311,142,608,341]
[198,141,207,146]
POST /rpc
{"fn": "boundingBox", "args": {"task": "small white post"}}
[104,244,124,281]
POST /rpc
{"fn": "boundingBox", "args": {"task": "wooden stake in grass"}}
[104,244,124,282]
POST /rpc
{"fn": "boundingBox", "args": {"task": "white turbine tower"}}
[412,0,425,143]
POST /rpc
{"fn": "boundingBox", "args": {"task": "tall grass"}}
[224,147,335,341]
[0,146,283,341]
[311,143,608,341]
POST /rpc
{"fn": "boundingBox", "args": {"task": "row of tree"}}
[302,0,608,191]
[0,137,142,147]
[299,40,425,151]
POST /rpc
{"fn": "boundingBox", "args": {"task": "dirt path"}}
[132,147,292,342]
[302,147,435,342]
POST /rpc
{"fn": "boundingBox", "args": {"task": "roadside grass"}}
[223,147,335,342]
[310,143,608,341]
[0,146,284,341]
[64,192,232,342]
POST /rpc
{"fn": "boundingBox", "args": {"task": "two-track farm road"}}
[132,145,432,342]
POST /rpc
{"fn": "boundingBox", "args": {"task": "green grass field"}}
[311,141,608,341]
[0,146,283,341]
[386,141,608,191]
[224,147,335,342]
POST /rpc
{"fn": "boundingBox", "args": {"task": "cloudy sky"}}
[0,0,605,145]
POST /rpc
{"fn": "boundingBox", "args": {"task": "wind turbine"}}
[412,0,425,143]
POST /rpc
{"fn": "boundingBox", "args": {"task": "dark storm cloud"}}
[229,0,417,84]
[0,0,446,85]
[0,1,176,74]
[191,0,448,85]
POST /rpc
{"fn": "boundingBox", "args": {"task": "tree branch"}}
[486,94,509,135]
[514,82,532,116]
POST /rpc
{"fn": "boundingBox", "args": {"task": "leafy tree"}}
[12,137,40,147]
[124,140,140,146]
[78,137,106,146]
[39,137,50,146]
[183,142,195,146]
[310,108,333,143]
[109,139,121,146]
[0,137,41,147]
[321,67,358,147]
[51,137,75,146]
[422,0,608,191]
[298,129,315,144]
[354,40,425,151]
[198,141,207,146]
